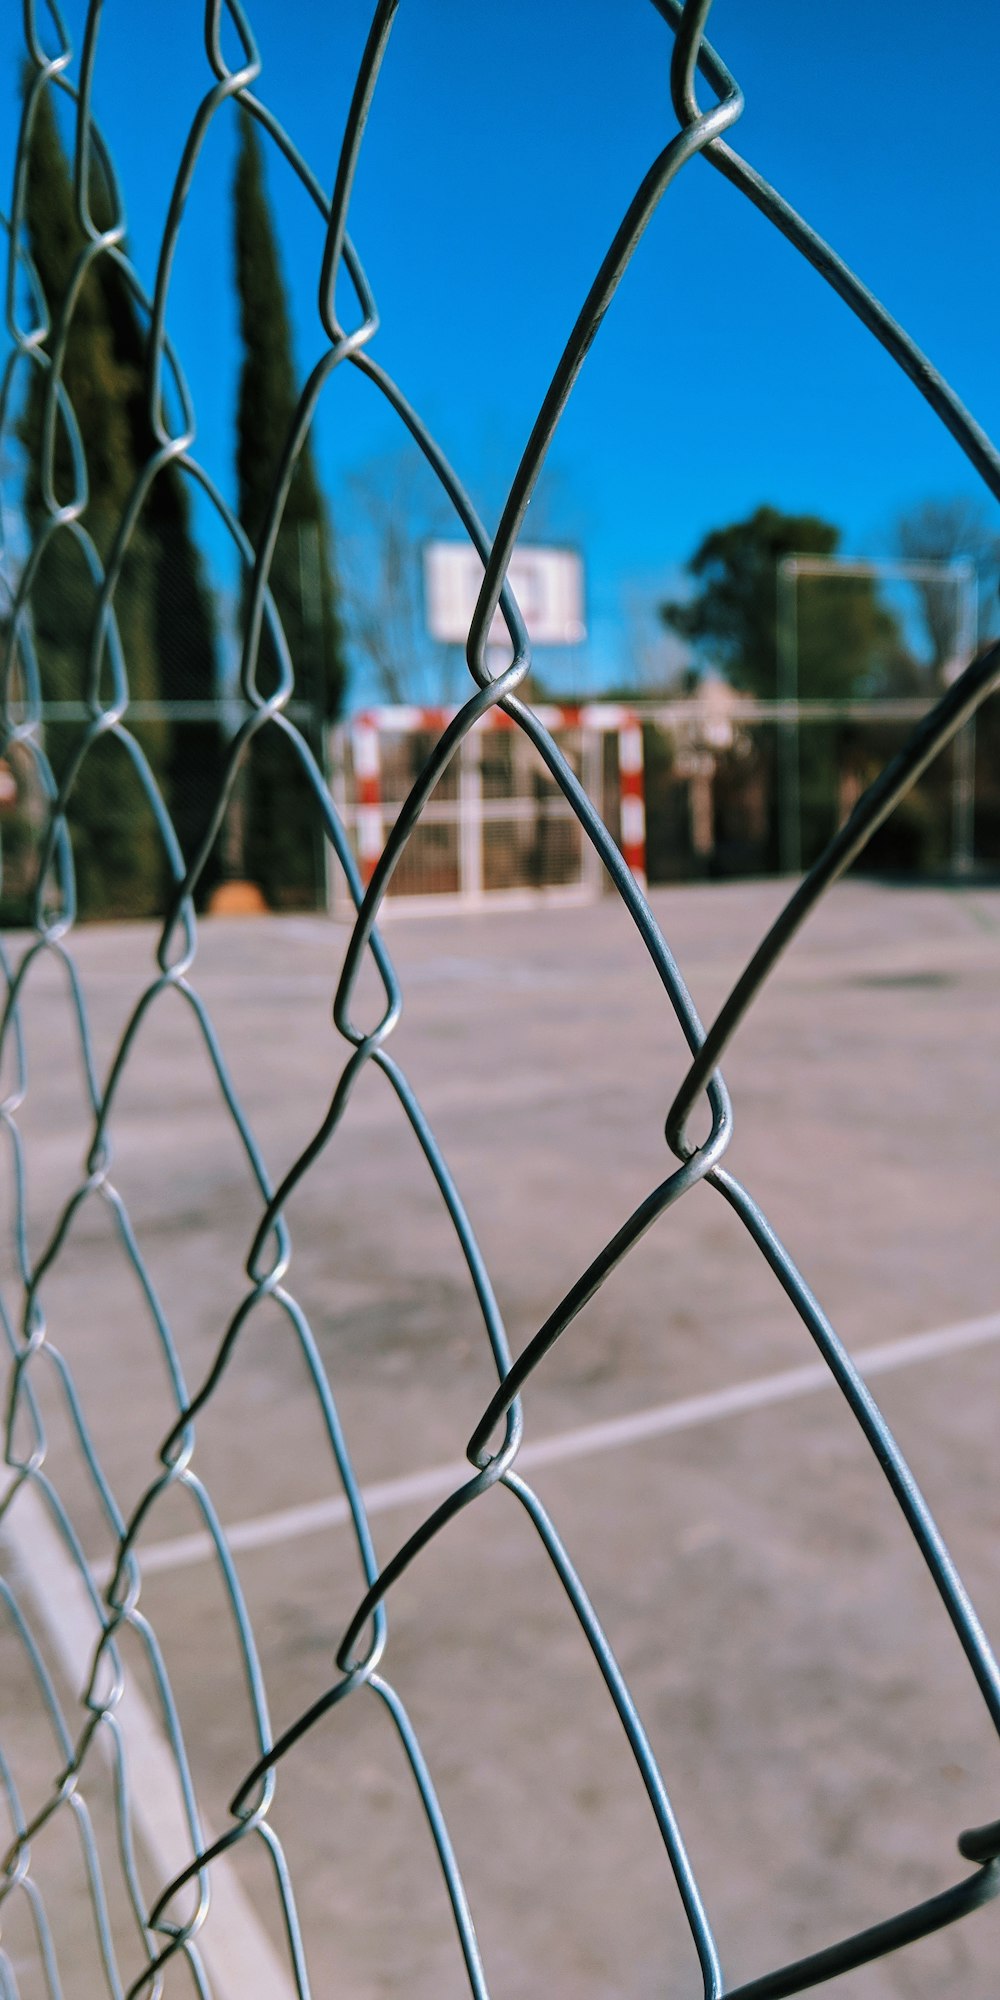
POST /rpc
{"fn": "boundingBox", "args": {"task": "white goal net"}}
[329,704,646,914]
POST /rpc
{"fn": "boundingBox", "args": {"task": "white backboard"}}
[424,542,586,648]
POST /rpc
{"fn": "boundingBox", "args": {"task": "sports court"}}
[4,2,1000,1993]
[4,878,1000,1997]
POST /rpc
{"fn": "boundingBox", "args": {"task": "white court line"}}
[0,1472,298,2000]
[123,1307,1000,1581]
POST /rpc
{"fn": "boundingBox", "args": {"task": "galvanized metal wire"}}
[2,3,1000,1995]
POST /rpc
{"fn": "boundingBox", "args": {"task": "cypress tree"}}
[93,232,226,900]
[232,111,346,907]
[17,80,224,916]
[17,79,162,917]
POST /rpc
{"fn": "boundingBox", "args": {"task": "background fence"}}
[2,4,1000,1999]
[637,692,1000,885]
[4,684,997,929]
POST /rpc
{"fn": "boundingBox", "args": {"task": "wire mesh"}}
[2,3,1000,1996]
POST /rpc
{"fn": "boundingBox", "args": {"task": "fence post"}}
[618,717,647,890]
[351,714,383,887]
[949,564,979,876]
[458,722,484,903]
[776,558,802,875]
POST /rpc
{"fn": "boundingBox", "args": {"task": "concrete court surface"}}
[2,877,1000,1998]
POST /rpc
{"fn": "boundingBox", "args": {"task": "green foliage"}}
[16,80,223,917]
[660,504,926,872]
[88,210,225,886]
[18,86,161,917]
[233,113,347,907]
[661,504,915,701]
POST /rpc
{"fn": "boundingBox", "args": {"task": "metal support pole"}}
[580,726,604,897]
[776,558,801,875]
[459,723,484,904]
[949,563,978,877]
[951,721,977,877]
[299,522,328,904]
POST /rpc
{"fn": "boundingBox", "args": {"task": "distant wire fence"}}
[5,682,996,926]
[636,689,998,885]
[2,4,1000,1998]
[328,686,1000,914]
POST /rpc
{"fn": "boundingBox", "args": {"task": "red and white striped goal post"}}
[340,702,646,900]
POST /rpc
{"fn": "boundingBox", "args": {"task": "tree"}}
[340,447,469,705]
[232,112,347,907]
[894,497,1000,870]
[341,437,591,708]
[661,505,921,870]
[895,495,1000,672]
[16,78,223,916]
[661,504,913,700]
[17,79,163,917]
[91,226,225,897]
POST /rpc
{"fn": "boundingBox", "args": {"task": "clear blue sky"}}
[3,1,999,700]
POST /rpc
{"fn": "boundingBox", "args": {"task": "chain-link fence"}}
[2,4,1000,1997]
